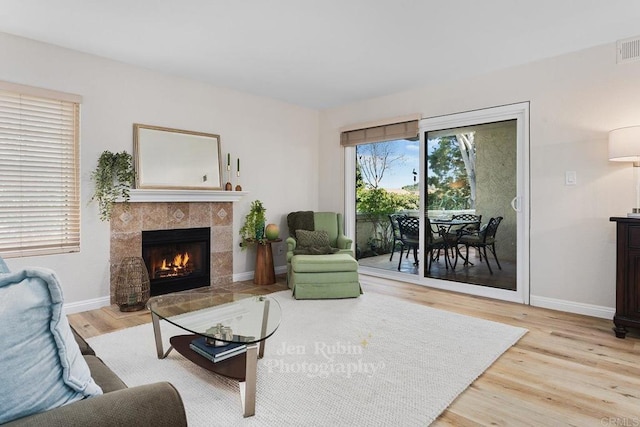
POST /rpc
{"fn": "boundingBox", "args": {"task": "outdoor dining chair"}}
[396,216,420,271]
[425,217,448,273]
[388,213,407,262]
[450,213,482,235]
[458,216,503,274]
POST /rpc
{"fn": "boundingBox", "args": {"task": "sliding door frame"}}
[419,102,530,304]
[345,102,530,304]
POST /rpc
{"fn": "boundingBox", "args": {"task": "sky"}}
[385,139,420,189]
[357,139,420,190]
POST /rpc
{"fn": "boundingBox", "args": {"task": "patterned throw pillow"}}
[296,229,330,248]
[294,230,339,255]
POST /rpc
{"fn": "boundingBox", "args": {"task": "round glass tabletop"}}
[147,291,281,345]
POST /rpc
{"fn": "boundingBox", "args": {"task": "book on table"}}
[189,337,247,363]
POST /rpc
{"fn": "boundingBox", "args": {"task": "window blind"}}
[340,116,420,146]
[0,85,81,257]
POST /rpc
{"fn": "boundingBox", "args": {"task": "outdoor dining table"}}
[429,218,481,269]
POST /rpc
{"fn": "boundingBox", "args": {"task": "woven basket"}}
[115,257,150,312]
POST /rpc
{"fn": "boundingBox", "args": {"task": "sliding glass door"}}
[425,120,517,291]
[419,103,529,304]
[345,103,529,304]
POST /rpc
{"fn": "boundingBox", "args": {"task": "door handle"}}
[510,196,520,212]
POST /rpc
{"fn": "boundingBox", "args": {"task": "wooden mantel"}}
[128,189,248,203]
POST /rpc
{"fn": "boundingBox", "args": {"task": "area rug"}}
[87,290,527,426]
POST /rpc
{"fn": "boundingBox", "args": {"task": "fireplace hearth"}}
[142,227,211,296]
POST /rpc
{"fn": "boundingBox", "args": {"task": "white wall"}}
[3,30,638,316]
[319,42,640,313]
[0,32,319,308]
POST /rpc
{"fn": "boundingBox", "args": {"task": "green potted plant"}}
[90,150,135,221]
[239,200,267,249]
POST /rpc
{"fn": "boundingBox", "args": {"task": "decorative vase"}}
[115,257,150,312]
[265,223,279,240]
[255,222,265,240]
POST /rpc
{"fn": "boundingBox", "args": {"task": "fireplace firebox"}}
[142,227,210,296]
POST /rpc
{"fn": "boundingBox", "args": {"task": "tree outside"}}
[356,139,419,258]
[426,134,476,211]
[355,134,476,258]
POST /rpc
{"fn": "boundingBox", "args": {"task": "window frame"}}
[0,81,82,258]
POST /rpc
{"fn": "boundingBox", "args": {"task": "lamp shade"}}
[609,126,640,162]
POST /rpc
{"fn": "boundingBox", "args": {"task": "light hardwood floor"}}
[68,277,640,426]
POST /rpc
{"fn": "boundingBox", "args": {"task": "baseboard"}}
[63,296,111,315]
[359,269,616,320]
[530,295,614,319]
[233,271,255,282]
[233,265,287,283]
[66,266,289,315]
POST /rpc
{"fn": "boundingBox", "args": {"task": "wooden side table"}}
[254,239,281,285]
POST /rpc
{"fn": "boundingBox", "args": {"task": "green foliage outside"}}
[427,136,471,210]
[402,183,419,192]
[354,135,474,259]
[355,139,419,257]
[356,186,418,256]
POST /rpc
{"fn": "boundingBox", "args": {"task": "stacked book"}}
[189,337,247,363]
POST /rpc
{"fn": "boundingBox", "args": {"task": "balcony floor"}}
[358,247,516,291]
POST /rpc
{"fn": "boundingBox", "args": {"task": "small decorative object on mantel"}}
[235,158,242,191]
[225,153,233,191]
[90,150,135,221]
[115,257,150,312]
[239,200,267,249]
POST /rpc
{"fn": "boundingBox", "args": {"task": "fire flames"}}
[155,252,192,278]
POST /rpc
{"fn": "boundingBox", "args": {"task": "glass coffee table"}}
[146,291,281,417]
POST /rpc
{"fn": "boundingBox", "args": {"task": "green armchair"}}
[286,211,360,299]
[286,212,353,266]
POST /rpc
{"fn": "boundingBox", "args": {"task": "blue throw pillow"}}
[0,267,102,423]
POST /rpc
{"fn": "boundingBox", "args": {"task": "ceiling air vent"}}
[617,36,640,64]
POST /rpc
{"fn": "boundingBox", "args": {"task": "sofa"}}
[0,261,187,426]
[4,332,188,427]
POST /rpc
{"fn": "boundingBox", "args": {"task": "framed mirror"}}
[133,124,223,190]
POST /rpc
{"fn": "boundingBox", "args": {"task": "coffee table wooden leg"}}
[240,343,258,417]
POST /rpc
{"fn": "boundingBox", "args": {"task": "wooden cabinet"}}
[610,217,640,338]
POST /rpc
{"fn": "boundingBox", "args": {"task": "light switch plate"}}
[565,171,577,185]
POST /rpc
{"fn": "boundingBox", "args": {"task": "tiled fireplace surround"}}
[109,201,233,303]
